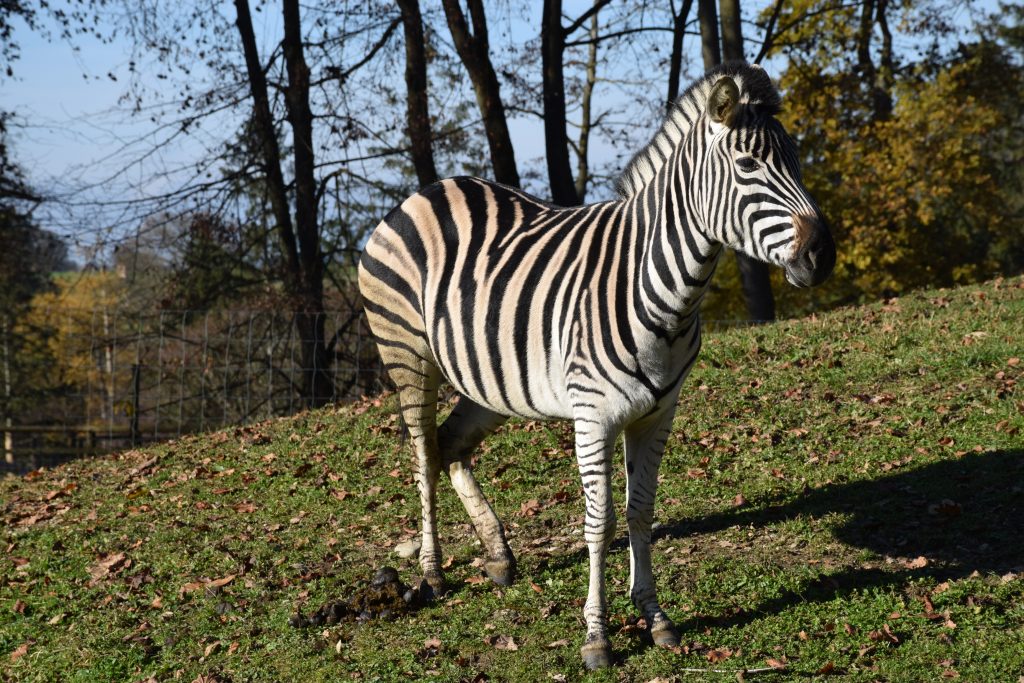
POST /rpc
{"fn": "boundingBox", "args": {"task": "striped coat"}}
[358,62,835,669]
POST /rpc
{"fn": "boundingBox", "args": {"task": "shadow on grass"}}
[650,448,1024,633]
[536,449,1023,638]
[655,448,1024,578]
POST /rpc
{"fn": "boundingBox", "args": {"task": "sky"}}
[0,0,997,262]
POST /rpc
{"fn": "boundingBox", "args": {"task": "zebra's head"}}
[697,67,835,288]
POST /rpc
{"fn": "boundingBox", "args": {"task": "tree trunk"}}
[440,0,520,187]
[398,0,439,188]
[234,0,333,406]
[698,0,721,69]
[719,0,744,61]
[666,0,695,109]
[542,0,579,206]
[699,0,776,322]
[874,0,894,120]
[574,11,599,203]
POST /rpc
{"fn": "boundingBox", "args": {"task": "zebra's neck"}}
[627,130,721,337]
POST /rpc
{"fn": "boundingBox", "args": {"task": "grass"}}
[2,275,1023,682]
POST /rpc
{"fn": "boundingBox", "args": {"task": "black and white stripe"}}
[358,62,835,669]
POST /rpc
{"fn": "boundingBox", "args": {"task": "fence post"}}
[130,363,141,446]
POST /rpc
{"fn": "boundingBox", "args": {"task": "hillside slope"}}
[2,276,1023,682]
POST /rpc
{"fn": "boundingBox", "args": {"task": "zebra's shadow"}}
[654,448,1024,576]
[531,448,1023,630]
[648,448,1024,631]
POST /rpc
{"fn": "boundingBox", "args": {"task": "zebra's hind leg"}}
[388,359,445,598]
[438,397,516,585]
[623,406,681,649]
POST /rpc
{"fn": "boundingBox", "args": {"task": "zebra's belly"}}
[430,330,575,421]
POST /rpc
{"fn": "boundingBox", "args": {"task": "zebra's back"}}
[359,176,681,422]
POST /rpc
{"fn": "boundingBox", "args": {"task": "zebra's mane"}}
[615,62,782,197]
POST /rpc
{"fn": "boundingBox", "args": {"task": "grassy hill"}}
[2,276,1022,682]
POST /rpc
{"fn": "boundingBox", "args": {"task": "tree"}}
[441,0,520,188]
[761,0,1024,307]
[231,0,334,407]
[697,0,777,322]
[398,0,439,188]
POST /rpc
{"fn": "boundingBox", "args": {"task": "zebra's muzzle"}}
[785,214,836,288]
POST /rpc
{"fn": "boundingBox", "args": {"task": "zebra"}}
[357,62,835,669]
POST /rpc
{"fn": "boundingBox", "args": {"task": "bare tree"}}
[440,0,520,188]
[398,0,439,188]
[233,0,333,406]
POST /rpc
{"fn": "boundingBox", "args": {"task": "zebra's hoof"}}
[580,636,613,670]
[484,555,516,586]
[418,571,446,602]
[650,619,680,648]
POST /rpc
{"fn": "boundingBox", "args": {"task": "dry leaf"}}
[89,552,128,581]
[868,623,899,644]
[766,657,788,670]
[706,647,732,663]
[816,661,836,675]
[906,556,929,569]
[547,639,570,648]
[519,499,542,517]
[9,642,29,662]
[485,634,519,651]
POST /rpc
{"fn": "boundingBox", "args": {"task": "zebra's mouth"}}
[785,266,812,288]
[785,213,836,288]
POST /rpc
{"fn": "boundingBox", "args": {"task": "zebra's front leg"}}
[624,404,681,649]
[574,425,618,670]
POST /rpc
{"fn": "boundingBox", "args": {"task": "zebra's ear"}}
[708,77,740,127]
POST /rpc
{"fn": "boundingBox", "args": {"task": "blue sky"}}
[0,0,997,260]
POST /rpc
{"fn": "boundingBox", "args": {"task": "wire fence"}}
[1,303,759,475]
[1,306,385,475]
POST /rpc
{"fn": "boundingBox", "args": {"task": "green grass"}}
[2,275,1023,682]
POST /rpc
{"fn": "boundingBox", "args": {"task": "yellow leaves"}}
[775,48,1020,304]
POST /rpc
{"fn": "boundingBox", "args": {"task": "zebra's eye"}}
[736,157,759,173]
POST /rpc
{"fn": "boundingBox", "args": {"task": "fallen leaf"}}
[868,623,899,644]
[766,656,788,670]
[181,574,236,596]
[89,552,128,581]
[12,600,26,614]
[419,636,442,658]
[547,639,570,648]
[484,634,519,651]
[706,647,732,663]
[797,630,809,641]
[906,556,929,569]
[519,499,542,517]
[733,493,747,507]
[816,661,836,675]
[9,642,29,661]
